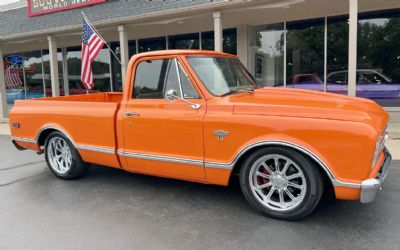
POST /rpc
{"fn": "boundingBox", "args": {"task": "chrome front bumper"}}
[360,148,392,203]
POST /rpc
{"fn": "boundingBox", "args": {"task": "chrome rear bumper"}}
[360,148,392,203]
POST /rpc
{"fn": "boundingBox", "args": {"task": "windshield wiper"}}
[220,88,255,97]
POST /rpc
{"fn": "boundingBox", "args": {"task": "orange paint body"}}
[9,50,389,201]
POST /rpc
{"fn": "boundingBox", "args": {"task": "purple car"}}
[285,70,400,99]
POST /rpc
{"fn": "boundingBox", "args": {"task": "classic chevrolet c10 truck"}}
[10,50,392,220]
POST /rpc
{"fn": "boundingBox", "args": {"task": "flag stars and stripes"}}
[81,18,105,90]
[4,69,23,90]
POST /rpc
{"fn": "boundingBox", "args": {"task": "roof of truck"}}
[130,49,238,61]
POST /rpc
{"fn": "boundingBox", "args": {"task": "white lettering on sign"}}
[28,0,106,16]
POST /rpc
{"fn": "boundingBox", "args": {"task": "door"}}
[122,56,206,181]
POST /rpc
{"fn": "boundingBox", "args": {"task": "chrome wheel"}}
[249,154,307,212]
[47,137,72,174]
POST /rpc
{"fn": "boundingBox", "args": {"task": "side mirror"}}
[166,89,178,102]
[165,89,202,110]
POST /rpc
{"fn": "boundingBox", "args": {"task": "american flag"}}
[4,69,23,89]
[81,18,105,90]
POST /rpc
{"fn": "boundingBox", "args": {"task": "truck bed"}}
[10,92,123,168]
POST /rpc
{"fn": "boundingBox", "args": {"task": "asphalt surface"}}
[1,135,399,250]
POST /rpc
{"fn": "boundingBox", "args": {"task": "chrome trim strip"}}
[35,126,115,156]
[204,162,233,170]
[76,145,115,155]
[333,180,361,188]
[11,136,36,144]
[120,151,204,166]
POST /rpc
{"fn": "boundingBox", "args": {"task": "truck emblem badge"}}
[213,130,229,142]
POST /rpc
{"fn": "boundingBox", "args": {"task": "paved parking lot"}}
[1,134,399,250]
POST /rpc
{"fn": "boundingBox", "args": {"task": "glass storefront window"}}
[91,48,111,92]
[327,16,349,96]
[24,50,45,100]
[42,49,64,96]
[286,19,325,91]
[66,46,111,94]
[168,33,200,49]
[357,12,400,107]
[200,29,238,55]
[249,23,284,87]
[201,31,214,51]
[66,47,87,95]
[3,53,24,107]
[138,37,166,53]
[223,28,237,55]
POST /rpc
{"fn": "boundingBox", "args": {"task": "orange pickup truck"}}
[10,50,392,220]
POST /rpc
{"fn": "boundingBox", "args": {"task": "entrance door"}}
[122,56,206,181]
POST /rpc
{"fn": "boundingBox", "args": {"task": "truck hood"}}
[231,87,388,131]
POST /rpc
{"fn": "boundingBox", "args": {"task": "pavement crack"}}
[0,160,45,171]
[0,172,46,187]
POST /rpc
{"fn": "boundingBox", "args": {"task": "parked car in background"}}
[286,74,325,91]
[286,70,400,99]
[10,50,391,220]
[327,70,400,99]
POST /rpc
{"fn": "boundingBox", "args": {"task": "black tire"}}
[239,147,324,220]
[44,131,89,180]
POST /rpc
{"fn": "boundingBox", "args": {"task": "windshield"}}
[187,56,259,96]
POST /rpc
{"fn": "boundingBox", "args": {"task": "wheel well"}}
[37,129,58,147]
[228,145,334,194]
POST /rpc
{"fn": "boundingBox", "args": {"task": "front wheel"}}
[44,131,89,180]
[239,147,324,220]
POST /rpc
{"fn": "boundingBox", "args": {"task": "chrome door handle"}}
[124,112,140,117]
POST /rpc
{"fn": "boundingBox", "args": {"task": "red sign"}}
[27,0,106,17]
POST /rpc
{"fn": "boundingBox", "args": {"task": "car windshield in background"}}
[187,56,259,96]
[359,72,392,83]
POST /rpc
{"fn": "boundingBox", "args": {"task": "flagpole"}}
[81,11,122,65]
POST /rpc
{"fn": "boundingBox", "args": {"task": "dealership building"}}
[0,0,399,121]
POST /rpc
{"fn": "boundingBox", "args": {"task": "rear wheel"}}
[44,131,88,180]
[239,147,324,220]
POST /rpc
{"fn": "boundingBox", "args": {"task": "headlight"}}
[372,129,388,169]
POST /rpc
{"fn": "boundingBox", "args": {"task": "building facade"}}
[0,0,399,120]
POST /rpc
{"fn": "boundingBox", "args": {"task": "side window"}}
[164,60,182,97]
[133,60,165,99]
[178,64,200,99]
[357,73,370,84]
[133,59,183,99]
[133,58,199,99]
[328,72,347,84]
